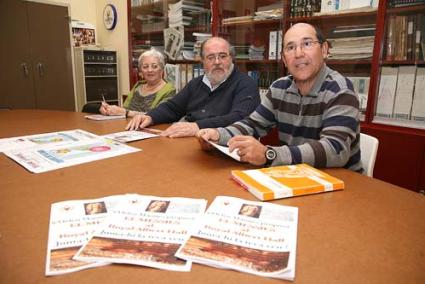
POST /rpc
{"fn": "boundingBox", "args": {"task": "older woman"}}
[100,48,175,118]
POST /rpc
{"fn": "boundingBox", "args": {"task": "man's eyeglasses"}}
[205,52,230,62]
[284,40,321,55]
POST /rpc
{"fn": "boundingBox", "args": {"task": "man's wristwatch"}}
[265,146,277,166]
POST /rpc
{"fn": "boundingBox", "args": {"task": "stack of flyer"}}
[177,196,298,281]
[232,164,344,201]
[46,195,298,281]
[0,129,161,173]
[46,194,207,275]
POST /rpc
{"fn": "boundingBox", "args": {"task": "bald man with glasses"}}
[198,23,363,174]
[126,37,260,138]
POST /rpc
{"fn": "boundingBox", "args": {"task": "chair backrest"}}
[360,133,379,177]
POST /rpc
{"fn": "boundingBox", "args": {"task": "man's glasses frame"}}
[283,39,322,55]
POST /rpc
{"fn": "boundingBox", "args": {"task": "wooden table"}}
[1,110,424,284]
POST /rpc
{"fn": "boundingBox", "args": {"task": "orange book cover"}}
[231,164,344,201]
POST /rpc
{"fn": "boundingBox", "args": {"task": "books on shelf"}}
[389,0,425,8]
[393,66,416,120]
[176,196,298,280]
[348,76,370,114]
[376,66,425,124]
[386,13,425,61]
[328,36,374,60]
[376,66,399,118]
[231,164,344,201]
[268,30,282,60]
[411,67,425,121]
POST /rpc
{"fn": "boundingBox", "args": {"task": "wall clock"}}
[103,4,117,30]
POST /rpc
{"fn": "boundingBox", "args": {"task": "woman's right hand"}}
[196,128,220,151]
[99,102,109,115]
[125,114,153,130]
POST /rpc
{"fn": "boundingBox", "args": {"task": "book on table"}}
[231,163,344,201]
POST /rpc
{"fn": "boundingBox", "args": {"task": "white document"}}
[85,114,126,121]
[75,194,207,272]
[164,27,184,60]
[45,195,126,276]
[208,141,241,161]
[411,67,425,121]
[268,31,277,60]
[0,129,99,153]
[393,66,416,120]
[176,196,298,280]
[102,129,160,143]
[4,138,140,173]
[376,67,398,118]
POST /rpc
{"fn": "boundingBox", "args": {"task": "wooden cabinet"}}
[0,0,75,111]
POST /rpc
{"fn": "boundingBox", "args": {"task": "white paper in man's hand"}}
[207,141,241,162]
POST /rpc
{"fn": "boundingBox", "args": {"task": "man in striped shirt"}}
[198,23,363,173]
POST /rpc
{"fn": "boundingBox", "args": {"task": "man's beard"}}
[205,64,233,86]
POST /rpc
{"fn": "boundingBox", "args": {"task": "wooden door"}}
[27,2,75,111]
[0,0,36,109]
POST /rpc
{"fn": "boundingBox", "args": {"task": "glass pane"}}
[218,0,284,95]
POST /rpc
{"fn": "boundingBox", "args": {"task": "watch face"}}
[103,4,117,30]
[266,148,277,160]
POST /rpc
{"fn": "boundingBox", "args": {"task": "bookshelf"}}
[127,0,425,192]
[129,0,211,88]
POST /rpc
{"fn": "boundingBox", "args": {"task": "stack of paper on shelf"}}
[168,0,207,28]
[176,196,298,280]
[222,15,253,25]
[254,8,283,21]
[328,36,375,60]
[231,164,344,201]
[193,32,211,60]
[248,45,265,60]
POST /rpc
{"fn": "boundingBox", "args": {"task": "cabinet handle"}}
[37,63,44,78]
[21,63,29,78]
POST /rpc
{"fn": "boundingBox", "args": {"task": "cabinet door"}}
[27,2,75,111]
[0,0,36,109]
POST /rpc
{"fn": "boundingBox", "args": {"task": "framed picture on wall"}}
[71,21,97,47]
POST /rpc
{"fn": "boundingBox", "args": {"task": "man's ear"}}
[321,41,329,59]
[281,52,287,67]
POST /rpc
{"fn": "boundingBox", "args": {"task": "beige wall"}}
[95,0,130,95]
[52,0,130,95]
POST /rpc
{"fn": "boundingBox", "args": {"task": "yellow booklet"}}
[231,164,344,201]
